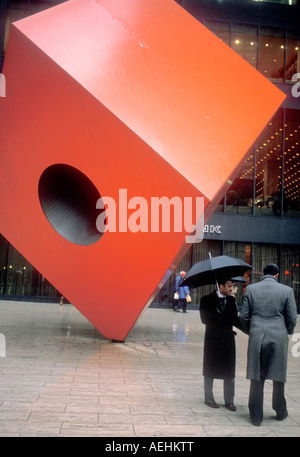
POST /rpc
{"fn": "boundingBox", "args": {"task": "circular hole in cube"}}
[38,164,105,245]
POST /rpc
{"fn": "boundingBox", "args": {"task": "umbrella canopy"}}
[181,255,253,288]
[231,276,248,283]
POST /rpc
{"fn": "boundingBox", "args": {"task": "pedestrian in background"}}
[173,271,186,312]
[178,280,190,313]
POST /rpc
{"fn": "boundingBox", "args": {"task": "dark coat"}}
[240,275,297,383]
[200,291,241,380]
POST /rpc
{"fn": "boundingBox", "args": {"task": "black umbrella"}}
[180,255,253,289]
[231,276,248,283]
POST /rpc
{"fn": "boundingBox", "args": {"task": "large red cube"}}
[0,0,285,340]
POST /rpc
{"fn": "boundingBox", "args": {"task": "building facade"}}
[0,0,299,309]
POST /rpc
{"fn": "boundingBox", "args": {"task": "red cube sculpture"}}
[0,0,285,340]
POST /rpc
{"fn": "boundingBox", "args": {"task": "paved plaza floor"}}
[0,300,299,437]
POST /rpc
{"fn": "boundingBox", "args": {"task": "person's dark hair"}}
[263,263,280,276]
[218,277,232,286]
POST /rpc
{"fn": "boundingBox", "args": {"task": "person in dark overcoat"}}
[200,279,242,411]
[240,263,297,426]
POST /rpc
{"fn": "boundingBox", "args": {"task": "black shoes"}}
[225,403,236,412]
[250,410,288,426]
[205,402,237,411]
[205,401,219,409]
[251,419,262,427]
[276,410,288,421]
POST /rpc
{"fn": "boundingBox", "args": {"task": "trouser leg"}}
[224,378,235,405]
[272,381,287,417]
[249,378,265,425]
[204,377,215,404]
[178,298,186,311]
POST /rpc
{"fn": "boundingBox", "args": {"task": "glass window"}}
[259,27,285,82]
[254,110,284,216]
[251,243,280,283]
[281,245,300,311]
[286,29,300,81]
[231,23,258,68]
[3,8,26,53]
[204,20,230,46]
[215,196,224,213]
[252,1,298,5]
[283,109,300,216]
[226,149,255,214]
[0,235,8,296]
[0,235,59,299]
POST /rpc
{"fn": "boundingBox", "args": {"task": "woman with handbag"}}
[178,274,191,313]
[173,271,189,312]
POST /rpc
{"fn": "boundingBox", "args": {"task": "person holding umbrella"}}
[180,254,253,411]
[200,277,242,411]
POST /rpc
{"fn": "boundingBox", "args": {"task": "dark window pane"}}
[252,243,280,283]
[286,29,300,81]
[281,245,300,312]
[259,27,285,81]
[231,23,258,68]
[204,19,230,46]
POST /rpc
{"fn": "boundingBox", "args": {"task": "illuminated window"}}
[231,23,258,68]
[286,29,300,81]
[259,27,285,81]
[254,111,284,215]
[283,109,300,216]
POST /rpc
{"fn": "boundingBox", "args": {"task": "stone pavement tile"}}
[99,396,159,406]
[28,411,99,425]
[0,420,62,437]
[66,404,130,415]
[60,423,135,437]
[203,425,277,437]
[133,424,207,437]
[98,413,168,425]
[2,399,67,413]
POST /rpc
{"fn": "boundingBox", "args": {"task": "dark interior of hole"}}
[38,164,104,246]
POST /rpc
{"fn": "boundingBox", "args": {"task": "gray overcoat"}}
[240,275,297,383]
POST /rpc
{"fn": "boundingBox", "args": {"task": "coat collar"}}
[261,274,278,282]
[216,289,226,298]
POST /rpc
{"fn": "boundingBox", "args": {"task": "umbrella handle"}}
[209,252,220,294]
